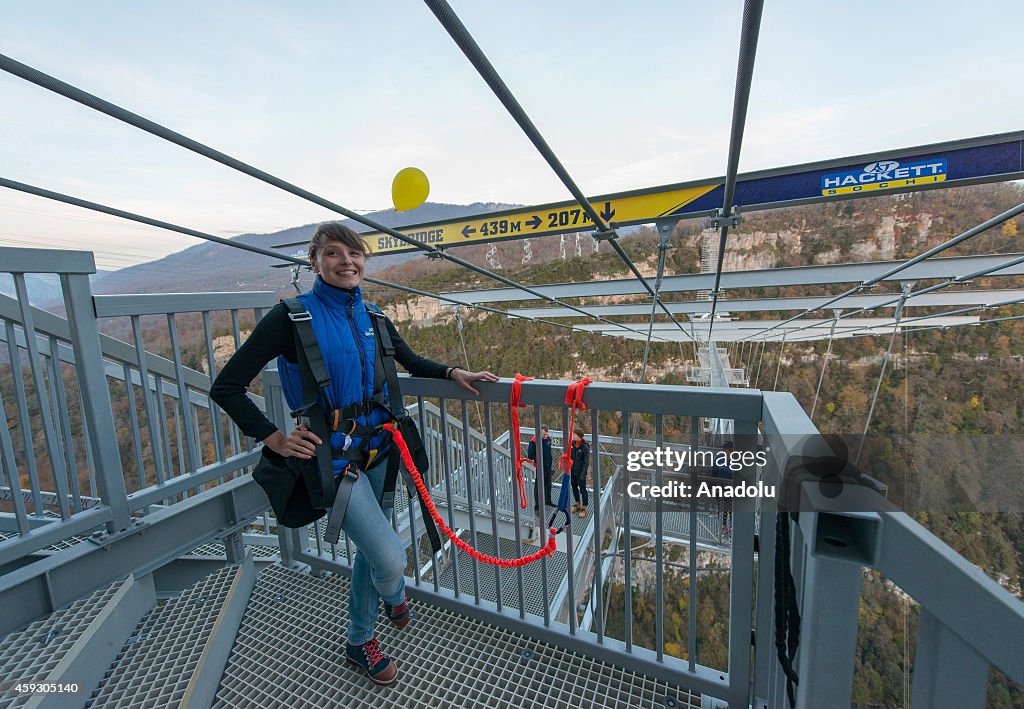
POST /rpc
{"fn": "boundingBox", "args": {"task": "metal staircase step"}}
[214,564,699,708]
[0,574,154,709]
[87,554,255,708]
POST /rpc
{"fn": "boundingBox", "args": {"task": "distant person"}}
[713,441,735,480]
[570,429,591,518]
[715,441,735,538]
[211,222,497,686]
[528,425,555,511]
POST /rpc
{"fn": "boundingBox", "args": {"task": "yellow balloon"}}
[392,167,430,211]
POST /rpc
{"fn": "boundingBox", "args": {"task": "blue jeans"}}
[341,456,408,645]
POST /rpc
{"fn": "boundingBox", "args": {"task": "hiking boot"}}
[346,637,398,685]
[383,596,413,630]
[572,502,581,513]
[578,505,588,518]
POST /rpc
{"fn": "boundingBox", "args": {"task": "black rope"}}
[774,512,801,707]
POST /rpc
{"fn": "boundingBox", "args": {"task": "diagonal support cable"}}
[810,312,841,420]
[421,0,695,341]
[0,177,583,332]
[0,53,665,343]
[705,0,764,343]
[855,284,912,464]
[739,200,1024,344]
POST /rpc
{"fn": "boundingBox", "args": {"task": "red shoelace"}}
[363,638,386,666]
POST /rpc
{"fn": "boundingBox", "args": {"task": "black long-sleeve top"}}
[570,440,590,479]
[210,301,449,442]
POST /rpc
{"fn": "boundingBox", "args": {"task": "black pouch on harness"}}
[251,451,328,528]
[395,415,430,478]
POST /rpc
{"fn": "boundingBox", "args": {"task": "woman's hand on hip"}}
[262,424,322,459]
[451,368,499,395]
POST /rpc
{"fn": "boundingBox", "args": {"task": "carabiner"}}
[548,508,572,535]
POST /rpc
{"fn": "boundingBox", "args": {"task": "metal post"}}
[130,315,167,486]
[654,415,665,662]
[688,416,699,671]
[201,310,227,463]
[460,399,481,605]
[60,272,131,532]
[621,410,633,652]
[910,608,990,708]
[4,319,44,514]
[48,336,83,511]
[793,513,862,708]
[222,530,245,563]
[439,401,460,596]
[13,273,72,519]
[590,408,604,642]
[166,314,200,472]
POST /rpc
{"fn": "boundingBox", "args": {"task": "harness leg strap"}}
[324,466,360,545]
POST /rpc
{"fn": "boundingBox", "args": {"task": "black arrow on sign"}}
[462,225,476,238]
[600,201,616,221]
[525,215,541,230]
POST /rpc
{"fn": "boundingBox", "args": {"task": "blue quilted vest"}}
[277,276,391,478]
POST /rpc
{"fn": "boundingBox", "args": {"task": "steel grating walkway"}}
[87,564,240,707]
[436,532,567,617]
[0,579,126,708]
[215,564,701,708]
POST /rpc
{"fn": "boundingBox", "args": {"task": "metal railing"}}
[280,376,764,706]
[2,245,1021,707]
[0,247,273,567]
[757,392,1024,708]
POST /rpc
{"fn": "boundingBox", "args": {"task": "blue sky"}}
[1,1,1021,269]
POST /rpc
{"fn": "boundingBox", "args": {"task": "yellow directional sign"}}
[365,184,719,254]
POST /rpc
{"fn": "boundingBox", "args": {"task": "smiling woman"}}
[309,222,367,289]
[209,221,498,686]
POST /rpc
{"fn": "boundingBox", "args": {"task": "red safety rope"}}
[509,373,533,508]
[559,377,592,475]
[384,422,557,567]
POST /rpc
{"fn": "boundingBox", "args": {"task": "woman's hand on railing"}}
[451,368,499,395]
[262,424,321,459]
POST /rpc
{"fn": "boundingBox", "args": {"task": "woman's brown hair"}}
[308,222,369,264]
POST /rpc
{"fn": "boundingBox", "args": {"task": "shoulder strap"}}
[282,297,335,507]
[368,309,443,554]
[367,310,404,419]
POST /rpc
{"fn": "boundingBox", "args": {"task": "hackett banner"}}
[358,131,1024,254]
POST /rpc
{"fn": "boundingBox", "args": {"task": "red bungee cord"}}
[558,377,593,476]
[509,373,533,509]
[384,422,557,567]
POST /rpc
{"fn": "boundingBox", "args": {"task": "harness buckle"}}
[287,311,313,322]
[339,463,360,482]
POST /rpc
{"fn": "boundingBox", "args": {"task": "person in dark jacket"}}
[210,223,497,686]
[528,425,555,510]
[569,429,590,518]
